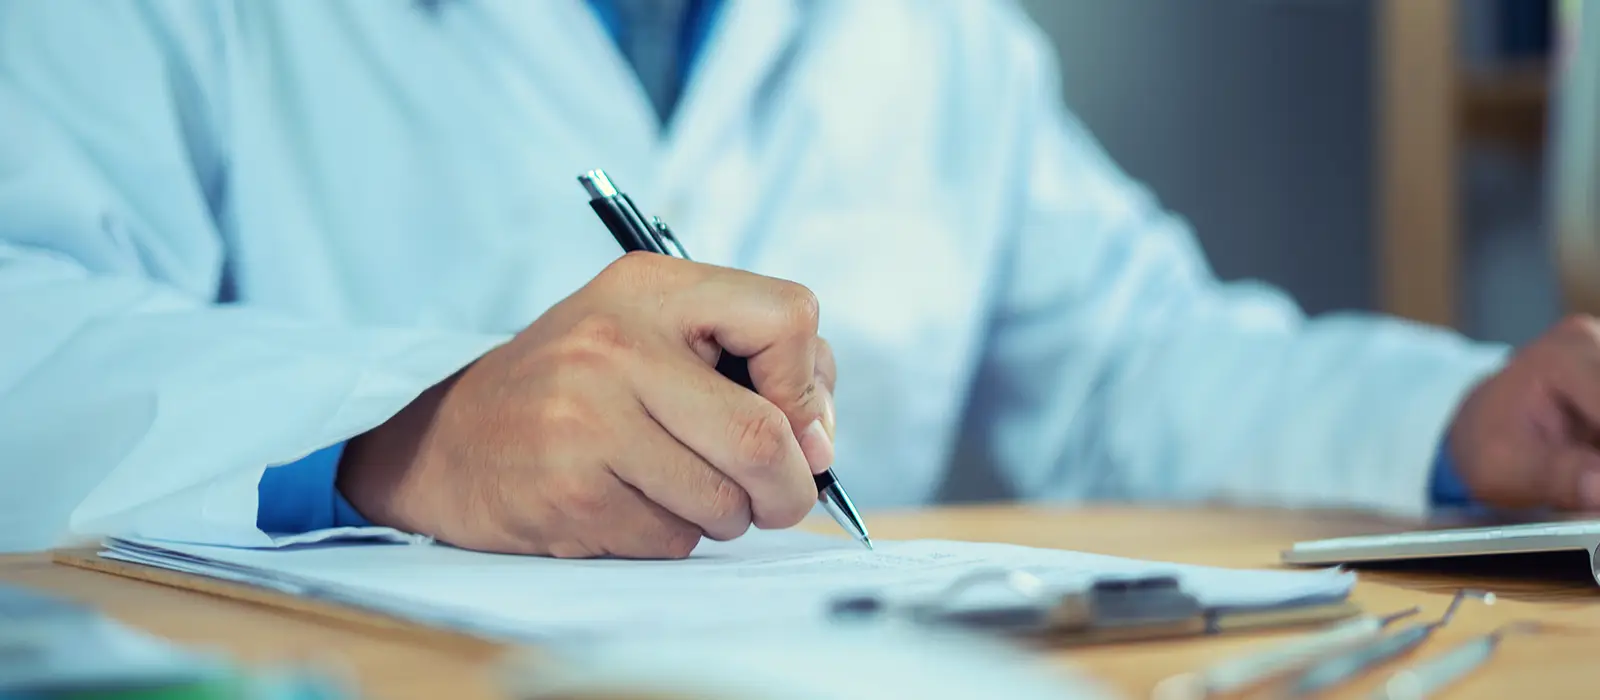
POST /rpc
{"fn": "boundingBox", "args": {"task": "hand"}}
[1448,315,1600,511]
[337,252,838,558]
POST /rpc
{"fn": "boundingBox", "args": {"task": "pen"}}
[577,168,873,550]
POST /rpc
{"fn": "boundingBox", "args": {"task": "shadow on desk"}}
[1343,549,1599,603]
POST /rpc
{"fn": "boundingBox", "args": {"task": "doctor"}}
[3,0,1599,556]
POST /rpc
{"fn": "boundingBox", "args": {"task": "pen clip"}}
[651,217,691,261]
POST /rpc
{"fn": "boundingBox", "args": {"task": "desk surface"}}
[4,506,1599,699]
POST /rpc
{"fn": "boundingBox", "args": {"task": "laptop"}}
[1282,518,1600,584]
[1285,0,1600,585]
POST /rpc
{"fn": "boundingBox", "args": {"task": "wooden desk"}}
[4,506,1599,699]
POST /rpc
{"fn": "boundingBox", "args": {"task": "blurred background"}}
[1017,0,1566,346]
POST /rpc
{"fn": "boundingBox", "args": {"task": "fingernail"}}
[800,419,835,475]
[821,390,836,442]
[1583,472,1600,509]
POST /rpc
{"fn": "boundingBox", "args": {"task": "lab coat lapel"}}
[652,0,809,266]
[476,0,661,180]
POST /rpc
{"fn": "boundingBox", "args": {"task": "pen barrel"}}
[714,351,755,391]
[813,469,838,493]
[589,197,662,254]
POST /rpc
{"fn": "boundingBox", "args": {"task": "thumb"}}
[789,338,837,475]
[798,385,836,475]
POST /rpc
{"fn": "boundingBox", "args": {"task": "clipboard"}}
[826,569,1359,646]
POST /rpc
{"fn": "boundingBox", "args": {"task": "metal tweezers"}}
[1275,589,1496,698]
[1368,621,1541,700]
[1152,605,1422,699]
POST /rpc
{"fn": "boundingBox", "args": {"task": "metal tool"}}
[1276,589,1495,698]
[1151,606,1422,700]
[830,568,1355,646]
[1370,621,1541,700]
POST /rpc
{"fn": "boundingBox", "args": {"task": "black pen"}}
[577,169,872,550]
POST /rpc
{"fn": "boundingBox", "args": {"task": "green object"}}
[0,583,352,700]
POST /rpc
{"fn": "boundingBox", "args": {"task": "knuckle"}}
[730,405,793,471]
[657,525,702,559]
[776,282,821,333]
[705,478,753,532]
[528,394,594,439]
[601,251,675,291]
[554,475,610,519]
[605,249,659,277]
[565,313,635,361]
[759,494,812,530]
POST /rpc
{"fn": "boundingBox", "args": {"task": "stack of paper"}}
[99,529,1352,642]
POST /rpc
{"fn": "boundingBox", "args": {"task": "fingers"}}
[1541,445,1600,511]
[673,272,835,472]
[1544,316,1600,427]
[551,471,706,559]
[813,337,837,441]
[814,337,837,394]
[608,405,754,541]
[632,354,817,530]
[602,255,833,449]
[587,255,827,529]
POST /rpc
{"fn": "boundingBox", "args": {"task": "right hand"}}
[337,252,838,558]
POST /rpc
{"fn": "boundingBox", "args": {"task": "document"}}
[99,530,1352,642]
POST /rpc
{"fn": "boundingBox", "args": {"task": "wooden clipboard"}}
[53,549,1358,651]
[50,548,496,651]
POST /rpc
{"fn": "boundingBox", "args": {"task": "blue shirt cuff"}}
[1429,439,1474,507]
[257,442,372,533]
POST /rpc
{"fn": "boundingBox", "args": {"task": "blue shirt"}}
[255,0,1472,533]
[256,0,724,534]
[1430,441,1473,506]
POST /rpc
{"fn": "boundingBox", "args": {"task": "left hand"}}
[1449,315,1600,511]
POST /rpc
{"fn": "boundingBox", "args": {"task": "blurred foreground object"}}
[0,582,352,699]
[497,625,1111,700]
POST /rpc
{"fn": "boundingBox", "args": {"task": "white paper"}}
[503,625,1118,700]
[100,529,1352,642]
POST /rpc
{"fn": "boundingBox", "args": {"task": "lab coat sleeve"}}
[966,6,1510,517]
[0,1,507,551]
[256,443,378,533]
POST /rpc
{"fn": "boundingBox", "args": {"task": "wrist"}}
[337,373,460,531]
[1430,430,1474,506]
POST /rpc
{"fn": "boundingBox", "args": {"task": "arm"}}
[963,3,1508,517]
[0,1,503,550]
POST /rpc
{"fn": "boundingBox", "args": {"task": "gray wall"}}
[1016,0,1561,345]
[1018,0,1377,315]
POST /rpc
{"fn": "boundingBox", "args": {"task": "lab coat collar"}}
[658,0,807,184]
[475,0,663,172]
[473,0,809,263]
[653,0,813,265]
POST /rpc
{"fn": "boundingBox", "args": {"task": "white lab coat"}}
[0,0,1508,553]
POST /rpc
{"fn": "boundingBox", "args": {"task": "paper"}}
[503,624,1117,700]
[100,529,1352,642]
